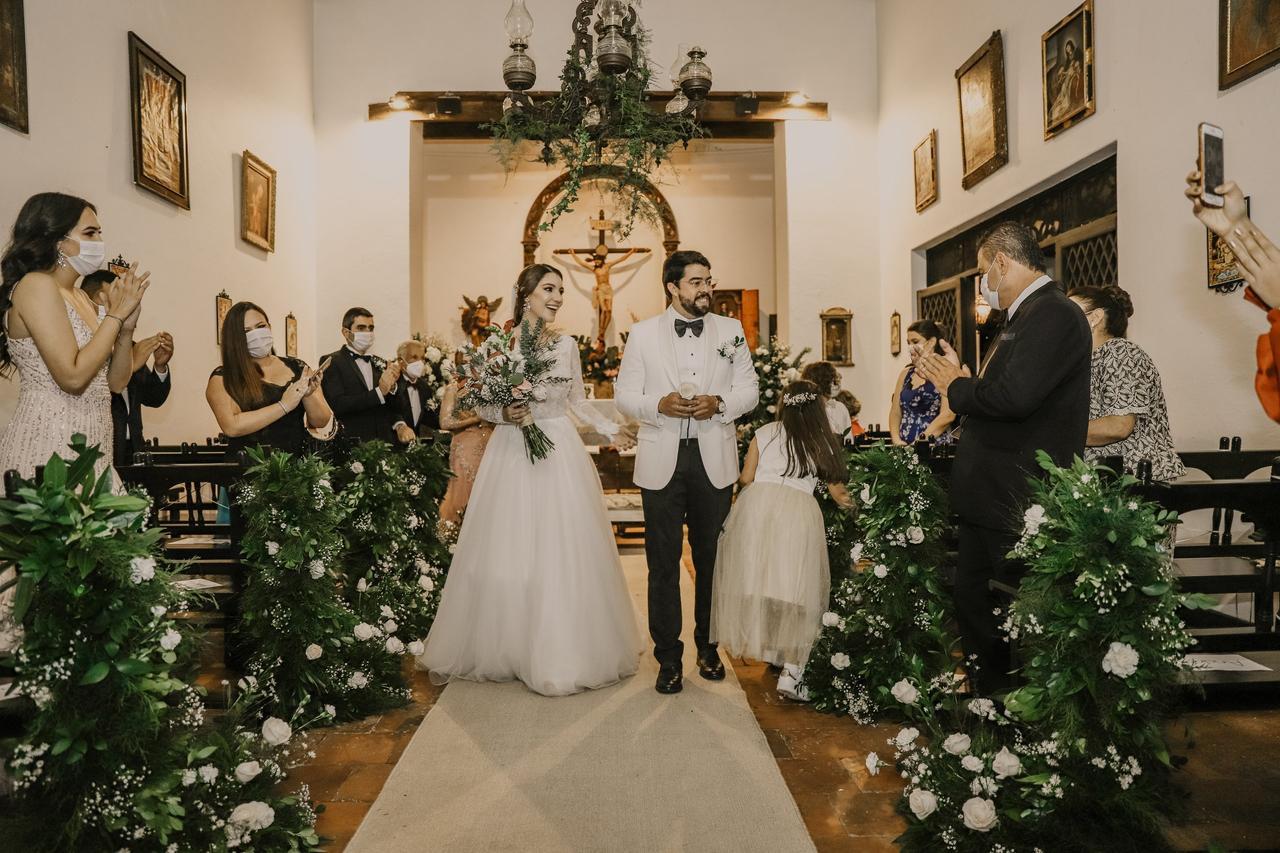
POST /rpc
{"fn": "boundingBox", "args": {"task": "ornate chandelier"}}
[493,0,713,235]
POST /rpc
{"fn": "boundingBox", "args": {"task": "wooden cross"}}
[553,211,647,260]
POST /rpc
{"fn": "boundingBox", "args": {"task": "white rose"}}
[961,755,984,773]
[385,636,405,654]
[766,405,776,414]
[419,575,435,592]
[907,526,925,544]
[830,652,851,671]
[357,578,368,592]
[942,733,972,755]
[415,558,430,574]
[380,605,395,619]
[265,541,280,556]
[199,764,219,783]
[1023,504,1047,536]
[531,385,549,402]
[991,746,1022,779]
[821,612,842,628]
[383,620,398,634]
[308,560,325,580]
[408,640,425,656]
[353,623,376,641]
[305,644,323,660]
[908,788,938,820]
[348,671,369,689]
[873,564,889,579]
[894,727,920,750]
[181,769,197,786]
[763,388,774,399]
[890,679,919,705]
[424,346,443,363]
[1102,641,1139,678]
[961,797,998,832]
[160,628,182,651]
[865,752,882,776]
[849,542,864,563]
[261,717,292,746]
[234,761,262,784]
[350,462,365,475]
[150,605,167,618]
[129,556,157,584]
[229,801,275,831]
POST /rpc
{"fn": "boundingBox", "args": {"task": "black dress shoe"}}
[697,650,726,681]
[655,664,683,694]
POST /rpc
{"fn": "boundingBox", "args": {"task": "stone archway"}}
[522,166,680,266]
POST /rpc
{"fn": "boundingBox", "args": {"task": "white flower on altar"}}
[865,752,883,776]
[229,801,275,831]
[348,671,369,689]
[265,541,280,557]
[850,542,864,563]
[908,788,938,819]
[907,526,925,544]
[151,605,167,618]
[821,612,842,628]
[408,640,425,656]
[234,761,262,784]
[308,560,326,580]
[425,346,443,364]
[199,764,219,783]
[305,644,323,660]
[1022,504,1047,536]
[353,623,376,641]
[943,733,972,755]
[129,556,157,584]
[261,717,292,746]
[385,636,405,654]
[961,755,984,773]
[961,797,998,832]
[160,628,182,651]
[419,575,436,592]
[830,652,851,670]
[873,564,889,579]
[894,727,920,750]
[991,746,1022,779]
[350,462,365,475]
[181,769,197,786]
[1102,641,1139,678]
[383,619,398,634]
[890,679,919,705]
[357,578,368,593]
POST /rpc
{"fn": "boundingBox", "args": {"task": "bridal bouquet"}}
[454,319,567,462]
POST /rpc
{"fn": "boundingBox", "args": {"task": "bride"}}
[418,264,642,696]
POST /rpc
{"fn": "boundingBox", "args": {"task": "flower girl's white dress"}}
[418,335,642,696]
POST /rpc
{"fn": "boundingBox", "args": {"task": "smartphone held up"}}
[1198,122,1224,208]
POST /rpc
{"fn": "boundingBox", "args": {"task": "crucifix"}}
[554,210,650,345]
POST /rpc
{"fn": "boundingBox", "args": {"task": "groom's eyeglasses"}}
[684,278,718,291]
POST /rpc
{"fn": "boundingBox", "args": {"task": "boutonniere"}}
[717,336,745,361]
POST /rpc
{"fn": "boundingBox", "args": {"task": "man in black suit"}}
[321,307,401,451]
[917,221,1091,691]
[390,339,440,442]
[82,272,173,467]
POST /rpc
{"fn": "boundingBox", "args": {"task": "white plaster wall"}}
[876,0,1280,448]
[0,0,317,443]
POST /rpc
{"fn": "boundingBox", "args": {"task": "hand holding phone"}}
[315,355,334,377]
[1198,122,1225,208]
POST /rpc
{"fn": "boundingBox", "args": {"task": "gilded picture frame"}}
[890,311,902,357]
[1042,0,1096,140]
[128,32,190,209]
[821,307,854,367]
[956,31,1009,190]
[241,150,277,252]
[913,130,938,213]
[0,0,28,134]
[285,312,298,357]
[215,290,232,346]
[1220,0,1280,90]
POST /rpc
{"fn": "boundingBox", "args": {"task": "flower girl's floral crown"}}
[783,391,817,407]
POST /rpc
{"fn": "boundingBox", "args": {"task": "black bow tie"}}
[675,318,704,338]
[351,352,371,362]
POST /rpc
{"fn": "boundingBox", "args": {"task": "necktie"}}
[675,318,704,338]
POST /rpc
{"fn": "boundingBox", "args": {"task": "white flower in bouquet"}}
[850,542,864,563]
[1102,641,1139,678]
[907,526,925,544]
[229,801,276,831]
[129,556,157,584]
[419,575,436,592]
[383,619,398,633]
[408,640,425,656]
[890,679,919,705]
[261,717,292,746]
[873,564,889,579]
[532,385,549,402]
[830,652,851,670]
[380,605,395,619]
[348,671,369,689]
[991,746,1022,779]
[234,761,262,784]
[943,733,972,755]
[1022,504,1047,536]
[425,346,443,363]
[908,788,938,819]
[357,578,368,592]
[821,612,842,628]
[181,769,198,786]
[353,623,377,641]
[159,628,182,651]
[894,727,920,750]
[308,560,326,580]
[350,461,365,475]
[961,755,984,773]
[961,797,998,832]
[385,636,405,654]
[305,644,323,661]
[865,752,883,776]
[150,604,167,618]
[199,764,219,783]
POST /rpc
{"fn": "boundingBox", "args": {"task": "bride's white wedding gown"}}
[418,334,642,696]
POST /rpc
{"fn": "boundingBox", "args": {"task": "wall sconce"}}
[437,93,462,115]
[975,293,993,325]
[734,92,759,116]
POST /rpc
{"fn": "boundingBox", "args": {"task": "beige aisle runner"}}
[346,554,816,853]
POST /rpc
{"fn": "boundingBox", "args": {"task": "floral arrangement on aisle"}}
[454,319,568,462]
[573,335,623,385]
[408,332,455,413]
[235,448,411,723]
[736,337,809,456]
[0,437,319,852]
[803,444,957,723]
[869,454,1211,852]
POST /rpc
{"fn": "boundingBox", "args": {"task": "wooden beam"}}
[420,119,775,141]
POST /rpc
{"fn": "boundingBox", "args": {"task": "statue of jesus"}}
[566,246,643,344]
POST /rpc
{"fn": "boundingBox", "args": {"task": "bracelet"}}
[104,314,125,325]
[277,401,290,415]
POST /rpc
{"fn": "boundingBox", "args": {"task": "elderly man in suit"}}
[917,221,1091,692]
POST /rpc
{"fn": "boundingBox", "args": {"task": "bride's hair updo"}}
[512,263,561,323]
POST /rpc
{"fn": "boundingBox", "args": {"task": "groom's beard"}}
[678,293,712,317]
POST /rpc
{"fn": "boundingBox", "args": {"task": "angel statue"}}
[460,294,503,347]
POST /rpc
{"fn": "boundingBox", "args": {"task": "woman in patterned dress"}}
[890,320,957,445]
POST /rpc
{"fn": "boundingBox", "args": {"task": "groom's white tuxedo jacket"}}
[615,308,760,491]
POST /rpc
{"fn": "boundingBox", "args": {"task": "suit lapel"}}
[697,314,721,394]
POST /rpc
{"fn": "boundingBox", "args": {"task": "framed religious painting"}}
[0,0,28,134]
[215,290,232,346]
[128,32,190,209]
[1207,195,1251,292]
[955,31,1009,190]
[820,307,854,367]
[241,150,277,252]
[1220,0,1280,89]
[1042,0,1096,140]
[284,312,298,357]
[913,130,938,213]
[890,311,902,356]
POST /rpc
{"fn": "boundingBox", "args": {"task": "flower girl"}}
[710,380,852,701]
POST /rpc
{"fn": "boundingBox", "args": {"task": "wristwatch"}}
[715,396,726,415]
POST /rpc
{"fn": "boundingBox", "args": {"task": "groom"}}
[615,251,760,694]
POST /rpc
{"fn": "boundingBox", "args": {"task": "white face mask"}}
[349,331,375,354]
[245,327,274,358]
[979,262,1005,312]
[62,236,106,277]
[404,360,425,380]
[829,382,840,397]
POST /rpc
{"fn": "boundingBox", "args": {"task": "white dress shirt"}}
[406,384,422,427]
[1005,274,1054,320]
[669,305,711,439]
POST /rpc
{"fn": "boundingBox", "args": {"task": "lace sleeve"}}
[566,339,620,437]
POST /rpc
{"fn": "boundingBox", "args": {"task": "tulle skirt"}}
[419,417,642,697]
[710,482,830,666]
